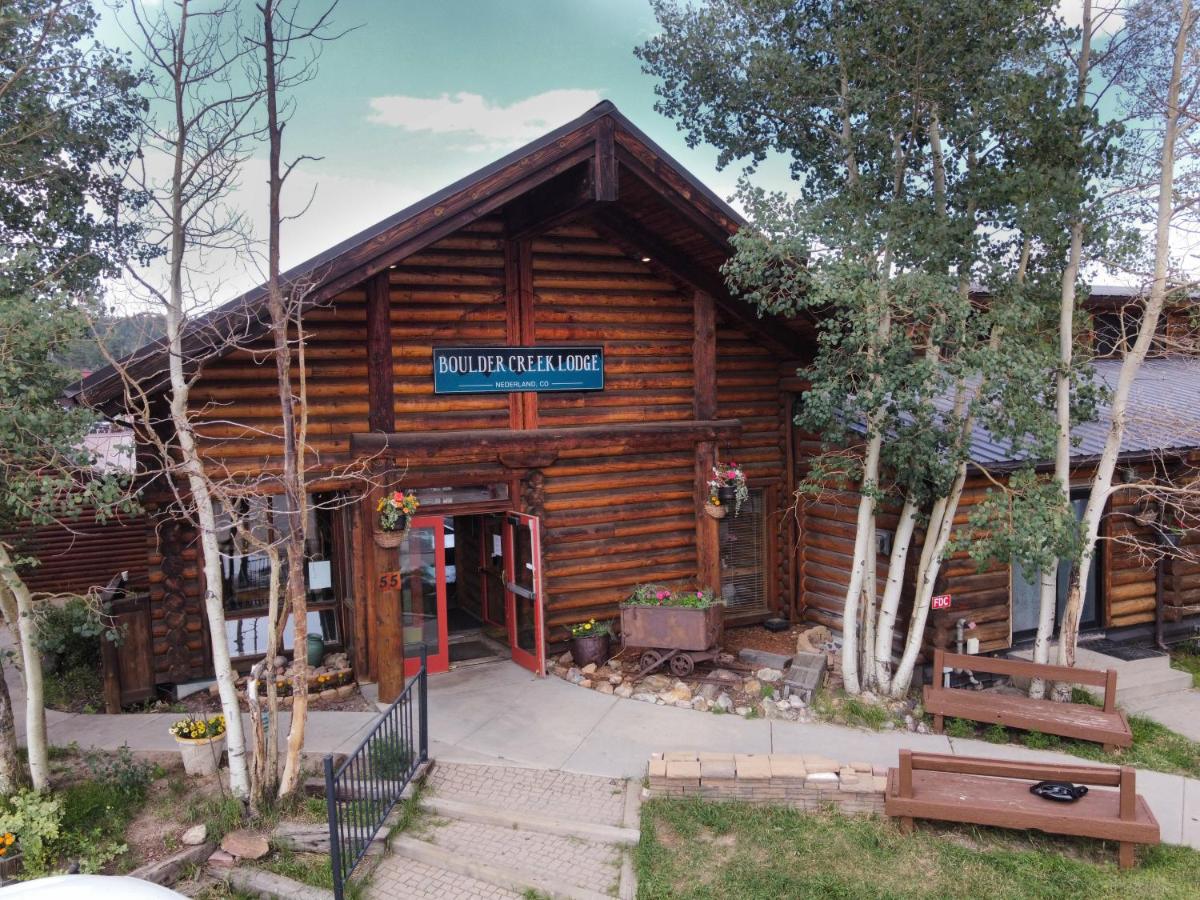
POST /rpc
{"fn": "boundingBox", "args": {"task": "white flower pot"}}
[175,733,227,776]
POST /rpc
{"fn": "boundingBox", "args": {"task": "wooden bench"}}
[886,750,1159,869]
[924,648,1133,751]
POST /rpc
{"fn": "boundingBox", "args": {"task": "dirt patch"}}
[722,623,808,658]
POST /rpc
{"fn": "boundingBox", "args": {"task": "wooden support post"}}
[1118,769,1137,870]
[693,291,720,592]
[1103,669,1118,713]
[593,116,618,202]
[366,270,395,433]
[505,239,537,431]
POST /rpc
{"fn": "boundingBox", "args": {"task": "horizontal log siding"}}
[716,321,790,615]
[798,475,1011,654]
[532,224,693,426]
[3,510,148,597]
[540,447,698,635]
[1104,486,1160,628]
[190,220,510,474]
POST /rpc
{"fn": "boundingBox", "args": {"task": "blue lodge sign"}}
[433,346,604,394]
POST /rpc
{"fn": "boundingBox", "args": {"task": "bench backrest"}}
[930,647,1118,712]
[896,750,1137,821]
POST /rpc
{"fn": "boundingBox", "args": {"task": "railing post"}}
[325,754,344,900]
[419,642,429,763]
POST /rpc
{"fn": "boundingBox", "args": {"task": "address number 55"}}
[378,571,401,590]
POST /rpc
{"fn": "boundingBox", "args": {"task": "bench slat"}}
[933,649,1112,688]
[905,752,1124,786]
[923,686,1133,747]
[885,769,1159,844]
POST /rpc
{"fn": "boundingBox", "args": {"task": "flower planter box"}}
[0,851,22,881]
[620,603,723,652]
[571,633,611,667]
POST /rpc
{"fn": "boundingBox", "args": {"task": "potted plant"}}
[169,714,227,777]
[375,490,419,548]
[569,618,612,667]
[0,831,20,880]
[707,461,748,517]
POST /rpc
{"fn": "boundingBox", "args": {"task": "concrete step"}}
[389,831,617,900]
[1114,671,1195,707]
[423,795,640,845]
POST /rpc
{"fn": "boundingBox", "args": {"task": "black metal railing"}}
[325,645,428,900]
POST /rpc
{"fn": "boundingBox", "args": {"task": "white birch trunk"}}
[840,430,882,695]
[1057,0,1190,676]
[873,498,920,693]
[0,545,49,791]
[1034,1,1090,699]
[891,464,968,697]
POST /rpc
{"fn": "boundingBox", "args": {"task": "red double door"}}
[393,512,544,678]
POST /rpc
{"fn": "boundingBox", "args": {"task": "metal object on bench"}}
[923,648,1133,751]
[886,750,1159,869]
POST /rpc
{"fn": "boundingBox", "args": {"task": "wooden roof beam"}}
[350,419,743,464]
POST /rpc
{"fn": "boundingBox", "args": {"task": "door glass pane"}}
[1011,559,1041,636]
[400,525,441,658]
[510,519,537,655]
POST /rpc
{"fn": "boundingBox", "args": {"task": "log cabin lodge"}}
[51,102,1200,705]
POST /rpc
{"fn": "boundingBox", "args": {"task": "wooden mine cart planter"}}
[621,603,724,678]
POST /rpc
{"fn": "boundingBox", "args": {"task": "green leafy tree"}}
[0,1,144,791]
[638,0,1110,695]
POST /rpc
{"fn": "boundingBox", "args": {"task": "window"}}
[718,488,769,616]
[1010,495,1098,638]
[1093,307,1166,357]
[213,493,342,660]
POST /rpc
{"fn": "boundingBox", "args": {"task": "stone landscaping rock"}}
[181,824,207,846]
[699,682,719,701]
[567,667,582,683]
[595,682,614,695]
[714,692,734,712]
[916,722,931,735]
[742,678,761,696]
[667,681,692,703]
[691,696,709,711]
[738,648,794,670]
[787,695,806,709]
[710,668,740,684]
[608,674,623,686]
[734,706,751,717]
[580,679,593,689]
[615,684,634,698]
[581,663,597,675]
[756,667,783,682]
[641,673,672,692]
[558,652,574,666]
[219,829,269,861]
[762,698,784,719]
[207,849,236,868]
[633,692,659,704]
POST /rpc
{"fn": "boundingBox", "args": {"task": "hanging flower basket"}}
[707,461,748,517]
[374,516,409,548]
[375,490,419,548]
[704,502,727,519]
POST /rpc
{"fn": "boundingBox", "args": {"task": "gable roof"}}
[70,101,792,411]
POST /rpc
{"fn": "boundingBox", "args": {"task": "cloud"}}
[366,89,605,151]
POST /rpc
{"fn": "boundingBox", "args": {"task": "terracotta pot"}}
[571,633,611,668]
[174,733,226,777]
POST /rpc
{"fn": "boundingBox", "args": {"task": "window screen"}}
[718,488,768,615]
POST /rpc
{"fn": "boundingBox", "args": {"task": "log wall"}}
[4,510,148,598]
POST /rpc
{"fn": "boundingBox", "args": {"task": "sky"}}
[94,1,1130,308]
[96,0,795,307]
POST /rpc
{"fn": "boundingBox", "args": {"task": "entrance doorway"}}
[1011,494,1100,640]
[390,512,544,677]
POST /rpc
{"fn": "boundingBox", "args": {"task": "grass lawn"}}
[942,689,1200,780]
[637,798,1200,899]
[1169,640,1200,689]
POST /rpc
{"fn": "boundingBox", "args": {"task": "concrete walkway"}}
[427,660,1200,850]
[6,640,1200,850]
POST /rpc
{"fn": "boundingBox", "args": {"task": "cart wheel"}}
[669,653,695,677]
[639,651,663,673]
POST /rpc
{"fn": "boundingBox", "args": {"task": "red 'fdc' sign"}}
[931,594,952,610]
